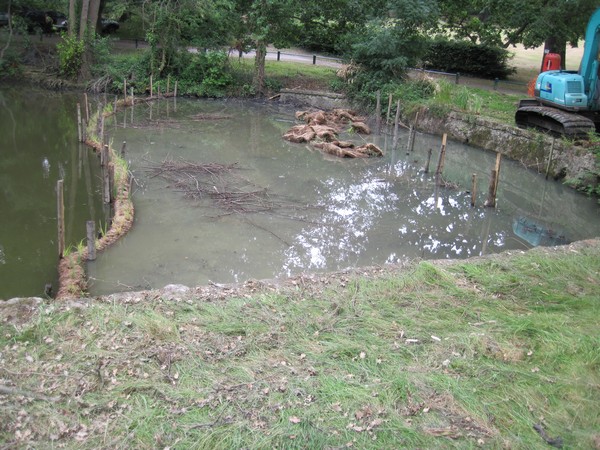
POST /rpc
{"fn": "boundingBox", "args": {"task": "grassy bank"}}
[1,240,599,448]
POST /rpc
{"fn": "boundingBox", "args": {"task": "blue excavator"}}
[515,7,600,138]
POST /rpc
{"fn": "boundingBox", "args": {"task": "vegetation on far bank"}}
[1,240,599,448]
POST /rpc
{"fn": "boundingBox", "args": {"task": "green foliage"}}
[424,38,515,79]
[56,33,85,79]
[180,51,233,97]
[0,46,22,78]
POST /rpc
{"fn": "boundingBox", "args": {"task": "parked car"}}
[100,17,119,34]
[19,9,67,33]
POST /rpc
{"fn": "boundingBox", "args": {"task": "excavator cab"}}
[516,8,600,137]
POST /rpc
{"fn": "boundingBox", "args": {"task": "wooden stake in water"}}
[121,141,127,157]
[76,103,82,142]
[167,75,171,95]
[86,221,96,261]
[83,93,89,123]
[150,74,153,98]
[471,173,477,207]
[424,148,432,173]
[545,137,555,180]
[375,90,381,133]
[406,125,413,154]
[435,133,448,176]
[57,180,65,258]
[485,169,498,208]
[393,100,401,149]
[494,152,502,193]
[408,111,419,154]
[100,114,105,148]
[174,80,178,98]
[386,93,392,125]
[108,164,115,204]
[124,78,127,103]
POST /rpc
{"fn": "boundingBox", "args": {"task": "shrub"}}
[424,38,515,79]
[56,33,85,79]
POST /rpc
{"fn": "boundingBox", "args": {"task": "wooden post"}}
[100,114,105,148]
[121,141,127,157]
[86,221,96,261]
[84,93,89,123]
[435,133,448,176]
[167,75,171,95]
[406,125,413,154]
[392,100,401,149]
[424,148,432,173]
[485,169,498,208]
[545,137,555,180]
[386,94,392,125]
[103,163,111,204]
[97,103,102,137]
[174,80,178,98]
[494,152,502,193]
[57,180,65,258]
[471,173,477,207]
[409,111,419,153]
[114,96,118,114]
[124,78,127,103]
[101,144,109,168]
[76,103,82,142]
[131,87,134,104]
[375,90,381,133]
[150,74,153,98]
[108,164,115,204]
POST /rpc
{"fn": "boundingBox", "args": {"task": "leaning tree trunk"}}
[254,41,267,96]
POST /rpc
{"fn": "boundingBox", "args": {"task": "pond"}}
[0,87,103,300]
[86,98,600,295]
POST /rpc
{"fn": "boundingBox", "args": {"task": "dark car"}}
[21,9,67,33]
[100,18,119,34]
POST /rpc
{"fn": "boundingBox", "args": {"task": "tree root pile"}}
[283,109,382,158]
[144,158,311,216]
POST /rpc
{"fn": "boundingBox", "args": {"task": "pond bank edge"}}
[56,99,137,299]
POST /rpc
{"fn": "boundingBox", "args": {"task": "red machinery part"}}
[542,53,561,72]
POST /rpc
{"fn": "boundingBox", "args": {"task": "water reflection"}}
[0,87,104,299]
[86,98,600,295]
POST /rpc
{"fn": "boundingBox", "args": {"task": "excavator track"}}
[515,105,595,138]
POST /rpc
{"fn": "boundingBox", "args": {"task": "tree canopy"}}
[2,0,599,89]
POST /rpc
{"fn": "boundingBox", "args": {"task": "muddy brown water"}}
[84,98,600,295]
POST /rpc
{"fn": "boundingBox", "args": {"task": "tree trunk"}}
[88,0,101,35]
[68,0,76,37]
[254,41,267,97]
[79,0,90,39]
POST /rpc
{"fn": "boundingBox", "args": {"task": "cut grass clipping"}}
[1,240,599,448]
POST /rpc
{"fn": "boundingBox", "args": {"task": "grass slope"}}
[1,240,599,449]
